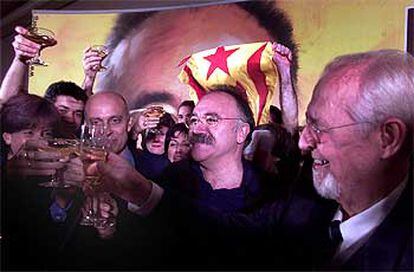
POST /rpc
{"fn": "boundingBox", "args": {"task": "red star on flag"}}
[204,46,239,80]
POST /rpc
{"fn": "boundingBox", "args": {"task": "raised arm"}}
[81,46,105,97]
[271,43,298,135]
[0,26,41,102]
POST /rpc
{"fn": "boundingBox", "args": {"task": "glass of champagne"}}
[23,138,79,188]
[90,44,109,71]
[144,105,165,134]
[79,124,114,228]
[23,27,57,66]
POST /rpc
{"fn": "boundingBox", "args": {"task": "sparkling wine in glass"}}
[23,27,57,66]
[144,105,165,135]
[90,45,109,71]
[79,124,114,228]
[23,138,79,188]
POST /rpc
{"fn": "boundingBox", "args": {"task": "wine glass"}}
[90,44,109,71]
[23,27,57,66]
[23,138,79,188]
[79,124,115,228]
[144,105,165,134]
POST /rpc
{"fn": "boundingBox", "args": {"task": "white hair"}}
[319,50,414,149]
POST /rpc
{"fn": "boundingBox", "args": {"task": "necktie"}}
[329,220,343,247]
[323,220,343,269]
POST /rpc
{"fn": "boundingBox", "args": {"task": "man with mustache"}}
[95,49,413,270]
[157,88,273,213]
[92,87,279,268]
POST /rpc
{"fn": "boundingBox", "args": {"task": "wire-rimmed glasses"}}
[188,113,244,128]
[305,118,373,142]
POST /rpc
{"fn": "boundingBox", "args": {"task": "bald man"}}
[84,92,135,164]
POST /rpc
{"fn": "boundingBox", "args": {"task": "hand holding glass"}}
[22,27,57,66]
[90,45,109,71]
[79,124,115,228]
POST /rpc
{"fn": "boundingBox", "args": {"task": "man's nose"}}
[104,124,113,136]
[176,145,183,153]
[298,125,317,152]
[191,121,208,134]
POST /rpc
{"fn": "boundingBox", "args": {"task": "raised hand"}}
[271,42,292,76]
[82,46,105,79]
[12,26,41,64]
[130,110,160,139]
[7,139,67,177]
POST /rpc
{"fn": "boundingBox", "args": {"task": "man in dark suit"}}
[294,49,413,270]
[95,49,413,270]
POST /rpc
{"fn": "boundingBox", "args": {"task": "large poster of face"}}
[30,0,412,122]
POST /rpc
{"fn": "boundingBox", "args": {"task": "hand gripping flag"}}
[178,42,278,125]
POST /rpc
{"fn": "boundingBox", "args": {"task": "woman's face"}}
[2,126,54,158]
[146,126,169,155]
[167,131,191,163]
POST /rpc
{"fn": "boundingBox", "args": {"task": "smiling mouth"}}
[313,159,330,169]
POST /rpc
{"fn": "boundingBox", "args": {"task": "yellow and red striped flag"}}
[178,42,278,125]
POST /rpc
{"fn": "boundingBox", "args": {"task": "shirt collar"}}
[333,177,407,259]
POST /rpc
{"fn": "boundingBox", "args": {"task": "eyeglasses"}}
[189,114,243,128]
[306,118,373,141]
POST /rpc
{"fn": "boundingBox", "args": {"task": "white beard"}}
[313,170,340,200]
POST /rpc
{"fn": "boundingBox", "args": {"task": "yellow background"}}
[30,0,412,123]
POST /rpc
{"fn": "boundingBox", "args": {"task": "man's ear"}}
[237,123,250,144]
[379,118,407,159]
[2,132,12,145]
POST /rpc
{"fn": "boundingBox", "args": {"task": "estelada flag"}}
[178,42,278,125]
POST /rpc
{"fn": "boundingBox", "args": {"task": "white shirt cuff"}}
[127,182,164,216]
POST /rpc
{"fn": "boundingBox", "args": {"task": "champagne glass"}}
[90,44,109,71]
[23,27,57,66]
[23,138,79,188]
[79,124,115,228]
[144,105,165,134]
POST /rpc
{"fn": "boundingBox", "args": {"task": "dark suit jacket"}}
[337,181,413,271]
[269,178,413,270]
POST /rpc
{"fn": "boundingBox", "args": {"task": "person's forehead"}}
[178,106,192,113]
[194,92,238,115]
[87,96,126,119]
[22,124,53,132]
[307,71,361,123]
[54,95,84,110]
[111,5,270,110]
[172,130,187,138]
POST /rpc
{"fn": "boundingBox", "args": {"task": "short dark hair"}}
[106,1,298,80]
[158,112,176,129]
[44,81,88,103]
[164,123,189,151]
[1,94,61,156]
[1,94,60,134]
[178,100,195,112]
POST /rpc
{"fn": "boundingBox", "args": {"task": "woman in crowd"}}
[1,94,61,169]
[133,113,175,182]
[165,123,191,163]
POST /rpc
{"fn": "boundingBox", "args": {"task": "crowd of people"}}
[1,2,413,271]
